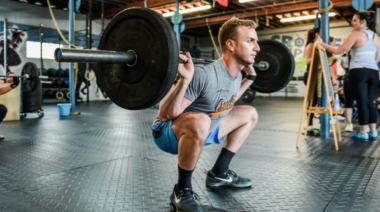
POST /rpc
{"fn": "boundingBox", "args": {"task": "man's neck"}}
[221,55,244,79]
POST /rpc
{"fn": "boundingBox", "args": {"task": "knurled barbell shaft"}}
[55,48,136,64]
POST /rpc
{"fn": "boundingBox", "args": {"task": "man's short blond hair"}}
[218,17,258,52]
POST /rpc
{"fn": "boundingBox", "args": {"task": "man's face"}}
[230,26,260,65]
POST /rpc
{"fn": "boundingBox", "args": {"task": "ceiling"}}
[8,0,380,36]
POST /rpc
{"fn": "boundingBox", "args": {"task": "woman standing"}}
[303,28,321,136]
[318,11,380,140]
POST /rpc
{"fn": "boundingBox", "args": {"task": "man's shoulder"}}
[195,59,221,72]
[192,61,220,84]
[205,59,222,68]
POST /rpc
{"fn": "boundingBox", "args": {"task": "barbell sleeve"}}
[54,48,137,64]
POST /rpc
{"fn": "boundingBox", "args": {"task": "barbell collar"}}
[253,61,270,71]
[54,48,137,66]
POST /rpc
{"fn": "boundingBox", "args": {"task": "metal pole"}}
[39,24,43,76]
[101,0,105,34]
[87,0,92,103]
[39,24,44,109]
[86,14,88,47]
[3,19,7,74]
[175,0,180,48]
[86,12,90,103]
[69,0,76,113]
[376,4,380,35]
[319,0,330,139]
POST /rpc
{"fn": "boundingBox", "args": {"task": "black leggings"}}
[0,104,7,123]
[343,73,354,108]
[349,68,379,125]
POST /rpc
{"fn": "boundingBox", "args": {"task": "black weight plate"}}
[251,40,295,93]
[21,62,39,93]
[96,7,179,110]
[241,89,256,103]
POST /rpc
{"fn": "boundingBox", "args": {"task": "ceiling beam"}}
[184,0,380,29]
[101,0,178,18]
[334,8,353,25]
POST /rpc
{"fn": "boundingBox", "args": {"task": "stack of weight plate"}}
[20,62,44,118]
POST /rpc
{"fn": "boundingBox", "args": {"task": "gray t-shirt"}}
[154,59,242,131]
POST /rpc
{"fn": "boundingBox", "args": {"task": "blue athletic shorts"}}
[152,120,224,155]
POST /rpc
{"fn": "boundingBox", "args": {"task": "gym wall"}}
[196,21,353,97]
[0,0,110,102]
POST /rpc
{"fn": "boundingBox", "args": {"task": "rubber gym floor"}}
[1,97,380,212]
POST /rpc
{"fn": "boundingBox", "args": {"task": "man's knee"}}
[245,106,259,125]
[173,113,211,143]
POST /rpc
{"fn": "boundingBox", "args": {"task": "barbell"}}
[0,74,48,79]
[54,7,295,110]
[54,49,271,71]
[180,57,270,71]
[1,62,51,93]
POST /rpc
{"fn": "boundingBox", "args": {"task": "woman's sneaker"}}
[351,131,369,141]
[337,115,346,121]
[344,123,353,132]
[206,170,252,188]
[368,131,378,140]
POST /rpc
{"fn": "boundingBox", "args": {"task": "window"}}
[26,41,64,60]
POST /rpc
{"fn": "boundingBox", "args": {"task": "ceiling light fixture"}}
[280,12,336,22]
[162,5,212,17]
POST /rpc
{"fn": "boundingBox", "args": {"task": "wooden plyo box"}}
[0,84,20,121]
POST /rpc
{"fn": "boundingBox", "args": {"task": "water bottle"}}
[334,94,341,111]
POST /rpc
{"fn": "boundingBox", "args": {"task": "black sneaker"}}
[0,135,4,140]
[170,185,203,212]
[206,170,252,188]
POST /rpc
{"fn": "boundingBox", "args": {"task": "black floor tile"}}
[0,98,379,212]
